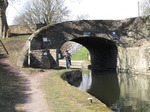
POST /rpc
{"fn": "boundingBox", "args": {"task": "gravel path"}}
[23,71,51,112]
[1,58,51,112]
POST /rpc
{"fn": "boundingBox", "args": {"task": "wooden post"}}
[0,40,8,54]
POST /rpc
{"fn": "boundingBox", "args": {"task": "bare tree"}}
[13,0,69,25]
[0,0,9,38]
[141,0,150,16]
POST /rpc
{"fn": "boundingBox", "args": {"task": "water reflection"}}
[89,70,120,107]
[78,70,92,91]
[118,73,150,112]
[75,69,150,112]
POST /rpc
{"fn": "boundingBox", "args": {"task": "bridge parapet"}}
[26,16,150,71]
[30,16,150,51]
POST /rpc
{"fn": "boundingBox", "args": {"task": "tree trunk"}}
[0,0,9,38]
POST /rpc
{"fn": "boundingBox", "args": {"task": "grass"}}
[72,47,90,61]
[2,35,29,65]
[41,69,112,112]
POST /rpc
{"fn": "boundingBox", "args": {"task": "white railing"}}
[68,44,82,54]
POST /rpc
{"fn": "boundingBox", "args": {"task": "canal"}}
[72,69,150,112]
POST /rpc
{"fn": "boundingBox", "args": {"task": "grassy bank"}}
[71,47,90,61]
[2,35,29,65]
[41,69,112,112]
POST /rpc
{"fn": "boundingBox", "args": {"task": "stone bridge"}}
[24,16,150,73]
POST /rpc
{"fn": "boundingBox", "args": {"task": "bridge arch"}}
[70,37,117,70]
[26,17,150,72]
[30,20,115,50]
[29,20,118,69]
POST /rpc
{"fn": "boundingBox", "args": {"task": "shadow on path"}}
[0,54,30,112]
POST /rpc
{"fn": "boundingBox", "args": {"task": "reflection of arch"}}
[89,70,120,106]
[76,70,120,107]
[78,71,92,91]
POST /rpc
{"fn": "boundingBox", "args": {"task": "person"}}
[64,50,71,69]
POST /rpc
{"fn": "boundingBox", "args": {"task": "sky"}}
[7,0,26,25]
[6,0,142,25]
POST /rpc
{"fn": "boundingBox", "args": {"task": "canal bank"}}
[41,69,112,112]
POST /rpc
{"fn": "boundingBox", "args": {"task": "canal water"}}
[73,69,150,112]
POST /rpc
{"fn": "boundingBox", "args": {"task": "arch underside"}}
[72,37,118,70]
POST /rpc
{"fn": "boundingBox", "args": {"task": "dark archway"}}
[72,37,118,70]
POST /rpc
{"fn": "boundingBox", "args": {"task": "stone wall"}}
[30,16,150,50]
[9,24,46,35]
[30,49,58,69]
[9,24,36,34]
[117,41,150,72]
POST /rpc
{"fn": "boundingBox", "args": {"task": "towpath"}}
[0,57,51,112]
